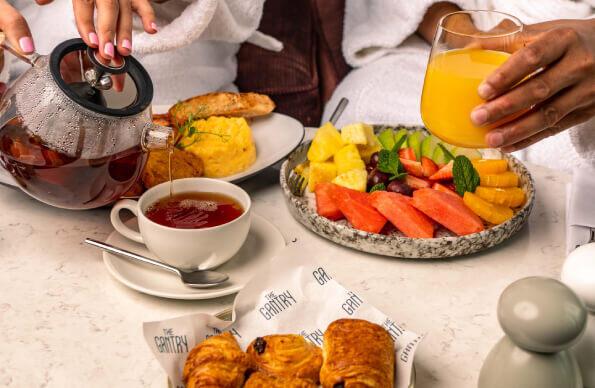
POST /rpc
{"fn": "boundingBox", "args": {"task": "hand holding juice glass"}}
[421,11,524,148]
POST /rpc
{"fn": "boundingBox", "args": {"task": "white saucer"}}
[103,213,285,300]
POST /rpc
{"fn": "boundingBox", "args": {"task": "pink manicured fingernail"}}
[104,42,115,58]
[478,82,496,100]
[18,37,35,54]
[122,39,132,51]
[471,107,489,126]
[151,22,158,32]
[89,32,99,46]
[486,132,504,148]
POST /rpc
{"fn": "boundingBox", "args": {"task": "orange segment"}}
[472,159,508,174]
[463,192,514,225]
[475,186,526,207]
[479,171,519,187]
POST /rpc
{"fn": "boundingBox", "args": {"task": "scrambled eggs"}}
[180,116,256,178]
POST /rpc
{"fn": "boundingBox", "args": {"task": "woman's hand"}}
[72,0,158,60]
[471,19,595,152]
[0,0,53,94]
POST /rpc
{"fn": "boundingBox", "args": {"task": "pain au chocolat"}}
[320,319,395,388]
[246,334,323,383]
[244,371,316,388]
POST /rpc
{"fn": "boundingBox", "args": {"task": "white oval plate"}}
[153,105,305,183]
[103,213,286,299]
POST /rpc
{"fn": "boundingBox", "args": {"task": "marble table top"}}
[0,163,568,388]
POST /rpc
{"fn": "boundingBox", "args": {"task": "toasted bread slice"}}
[168,92,275,127]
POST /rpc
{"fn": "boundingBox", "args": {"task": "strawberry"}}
[405,175,431,190]
[421,156,438,177]
[432,182,460,198]
[315,182,344,220]
[399,158,423,177]
[399,147,417,161]
[429,160,454,181]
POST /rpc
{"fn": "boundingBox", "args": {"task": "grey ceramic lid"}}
[497,277,587,353]
[478,336,583,388]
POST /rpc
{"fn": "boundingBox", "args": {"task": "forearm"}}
[416,2,462,43]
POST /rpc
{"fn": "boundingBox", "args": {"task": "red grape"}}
[368,168,389,187]
[369,152,380,168]
[387,180,413,196]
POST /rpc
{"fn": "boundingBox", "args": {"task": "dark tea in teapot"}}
[0,117,146,209]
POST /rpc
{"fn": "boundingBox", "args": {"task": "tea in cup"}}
[110,178,251,270]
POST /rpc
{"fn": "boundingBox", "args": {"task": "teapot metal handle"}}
[0,32,41,67]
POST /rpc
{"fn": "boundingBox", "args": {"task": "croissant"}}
[183,332,250,388]
[246,334,322,383]
[320,319,395,388]
[244,371,317,388]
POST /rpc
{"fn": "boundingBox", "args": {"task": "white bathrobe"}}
[1,0,281,105]
[323,0,595,172]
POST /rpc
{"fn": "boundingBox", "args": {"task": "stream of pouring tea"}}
[168,131,185,198]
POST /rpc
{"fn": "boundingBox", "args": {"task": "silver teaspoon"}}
[84,238,229,288]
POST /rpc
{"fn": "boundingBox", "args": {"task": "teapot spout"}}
[141,122,174,151]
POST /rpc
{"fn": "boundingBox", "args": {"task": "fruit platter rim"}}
[280,124,535,259]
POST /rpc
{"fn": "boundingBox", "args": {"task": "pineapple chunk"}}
[358,142,382,163]
[332,169,368,192]
[334,144,365,175]
[356,123,381,163]
[308,162,337,192]
[294,162,309,177]
[341,123,369,145]
[307,122,344,162]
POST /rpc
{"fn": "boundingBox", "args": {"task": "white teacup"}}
[110,178,251,270]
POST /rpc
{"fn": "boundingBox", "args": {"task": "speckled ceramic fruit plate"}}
[280,125,535,259]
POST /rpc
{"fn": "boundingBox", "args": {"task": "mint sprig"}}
[369,183,386,193]
[453,155,480,195]
[377,142,407,181]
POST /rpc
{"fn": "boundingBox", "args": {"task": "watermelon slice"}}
[411,188,484,236]
[332,185,387,233]
[400,158,424,177]
[369,191,434,238]
[314,182,344,221]
[432,182,460,198]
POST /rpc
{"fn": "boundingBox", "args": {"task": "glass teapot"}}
[0,38,172,209]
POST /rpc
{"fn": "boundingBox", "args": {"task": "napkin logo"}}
[300,329,324,346]
[312,267,332,285]
[154,328,188,354]
[341,291,363,315]
[382,318,405,341]
[259,290,297,320]
[400,335,422,363]
[207,327,242,339]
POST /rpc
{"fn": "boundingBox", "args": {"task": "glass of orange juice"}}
[421,10,523,148]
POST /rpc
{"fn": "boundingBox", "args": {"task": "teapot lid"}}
[49,38,153,117]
